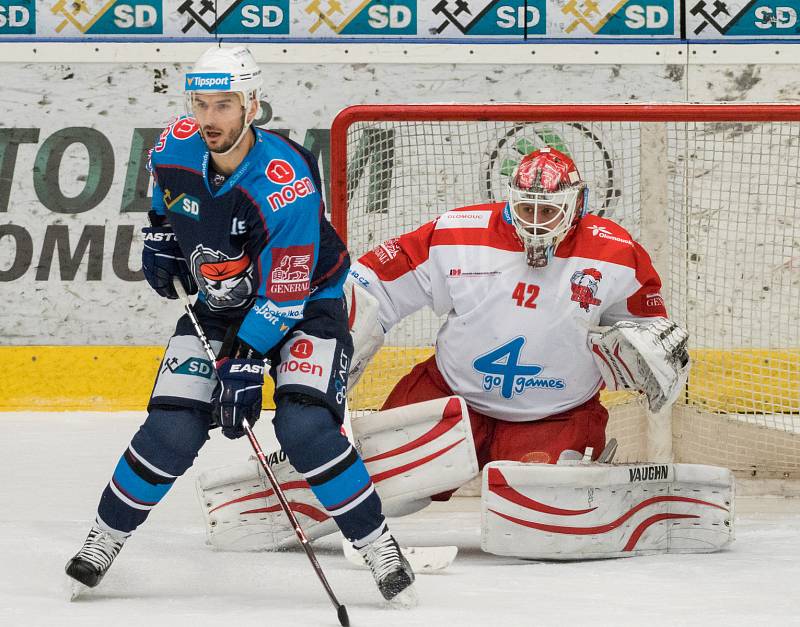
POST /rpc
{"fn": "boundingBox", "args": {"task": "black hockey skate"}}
[357,531,416,603]
[65,525,126,594]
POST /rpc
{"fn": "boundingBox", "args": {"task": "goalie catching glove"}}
[588,318,690,412]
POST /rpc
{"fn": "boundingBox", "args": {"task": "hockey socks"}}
[275,400,385,543]
[96,408,208,534]
[97,444,178,533]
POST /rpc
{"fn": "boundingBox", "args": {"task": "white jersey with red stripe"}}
[351,202,668,422]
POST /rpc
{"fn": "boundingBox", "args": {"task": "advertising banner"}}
[687,0,800,38]
[5,0,800,40]
[0,0,686,40]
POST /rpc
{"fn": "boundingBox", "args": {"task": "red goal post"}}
[330,103,800,482]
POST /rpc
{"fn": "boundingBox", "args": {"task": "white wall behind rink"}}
[0,44,797,345]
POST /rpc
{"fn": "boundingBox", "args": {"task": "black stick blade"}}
[337,604,349,627]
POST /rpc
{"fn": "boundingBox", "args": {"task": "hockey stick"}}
[172,279,349,627]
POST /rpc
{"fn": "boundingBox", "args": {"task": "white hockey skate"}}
[65,525,126,600]
[357,530,417,606]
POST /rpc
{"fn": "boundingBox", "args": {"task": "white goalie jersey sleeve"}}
[350,219,443,332]
[352,203,670,422]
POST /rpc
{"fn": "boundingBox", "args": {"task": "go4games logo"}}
[473,337,565,399]
[303,0,416,35]
[48,0,161,34]
[178,0,288,34]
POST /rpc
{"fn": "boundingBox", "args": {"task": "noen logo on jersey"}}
[279,336,324,379]
[172,118,200,140]
[266,159,316,212]
[290,339,314,359]
[570,268,603,311]
[268,245,314,302]
[185,73,231,91]
[474,337,565,399]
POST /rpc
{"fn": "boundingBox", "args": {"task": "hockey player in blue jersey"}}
[65,45,415,603]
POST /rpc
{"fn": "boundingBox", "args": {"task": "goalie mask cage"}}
[330,104,800,483]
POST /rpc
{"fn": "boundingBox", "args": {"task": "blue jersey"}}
[148,117,349,355]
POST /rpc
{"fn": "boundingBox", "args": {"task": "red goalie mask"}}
[508,148,587,267]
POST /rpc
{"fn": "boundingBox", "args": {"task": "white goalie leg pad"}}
[351,396,479,517]
[344,271,385,388]
[481,461,734,560]
[197,396,478,550]
[588,318,691,412]
[196,451,338,551]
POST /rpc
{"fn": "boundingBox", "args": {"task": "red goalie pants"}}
[382,355,609,498]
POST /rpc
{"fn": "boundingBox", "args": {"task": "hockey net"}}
[330,104,800,482]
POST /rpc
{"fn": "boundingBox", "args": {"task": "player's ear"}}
[246,93,260,124]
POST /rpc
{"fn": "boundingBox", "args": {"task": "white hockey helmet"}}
[184,45,263,123]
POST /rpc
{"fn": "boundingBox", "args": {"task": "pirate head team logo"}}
[570,268,603,311]
[190,246,255,310]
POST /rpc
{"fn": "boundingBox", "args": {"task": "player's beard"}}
[202,113,246,154]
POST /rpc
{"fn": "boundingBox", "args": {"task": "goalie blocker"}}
[482,461,733,559]
[197,396,478,550]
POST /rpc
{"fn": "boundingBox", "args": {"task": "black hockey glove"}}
[141,221,197,300]
[212,357,265,439]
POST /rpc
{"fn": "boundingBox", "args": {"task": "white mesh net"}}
[334,106,800,479]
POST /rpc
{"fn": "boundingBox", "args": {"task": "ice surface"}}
[2,412,799,627]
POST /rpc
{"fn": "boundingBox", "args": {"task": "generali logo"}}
[268,245,313,302]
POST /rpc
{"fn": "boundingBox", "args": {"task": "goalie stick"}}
[173,279,350,627]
